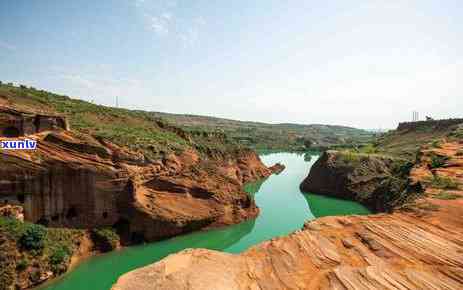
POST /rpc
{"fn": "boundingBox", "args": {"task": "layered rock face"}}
[112,141,463,290]
[300,150,416,211]
[0,108,274,244]
[0,106,68,137]
[112,212,463,290]
[300,151,396,200]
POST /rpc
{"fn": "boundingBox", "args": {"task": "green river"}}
[41,152,370,290]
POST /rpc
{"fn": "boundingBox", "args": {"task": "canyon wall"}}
[0,108,275,244]
[112,137,463,290]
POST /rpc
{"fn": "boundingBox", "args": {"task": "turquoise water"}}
[41,153,370,290]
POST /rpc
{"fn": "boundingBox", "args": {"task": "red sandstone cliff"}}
[0,106,276,244]
[112,140,463,290]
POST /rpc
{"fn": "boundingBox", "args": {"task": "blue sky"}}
[1,0,462,128]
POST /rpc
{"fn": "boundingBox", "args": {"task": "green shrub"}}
[0,217,26,240]
[427,175,459,190]
[92,228,120,252]
[431,140,441,148]
[48,245,72,273]
[19,224,46,251]
[49,245,71,266]
[392,159,414,178]
[430,154,448,168]
[16,258,29,271]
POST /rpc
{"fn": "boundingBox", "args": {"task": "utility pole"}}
[116,96,119,108]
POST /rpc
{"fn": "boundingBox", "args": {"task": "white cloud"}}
[150,15,170,35]
[133,0,205,46]
[161,12,172,20]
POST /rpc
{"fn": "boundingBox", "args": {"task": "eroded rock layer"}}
[113,139,463,290]
[112,210,463,290]
[0,107,275,244]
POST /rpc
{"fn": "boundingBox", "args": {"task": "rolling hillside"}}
[151,112,374,151]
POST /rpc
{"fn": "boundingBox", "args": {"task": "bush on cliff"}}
[92,227,120,252]
[49,245,71,273]
[20,224,46,252]
[430,154,448,169]
[427,175,459,190]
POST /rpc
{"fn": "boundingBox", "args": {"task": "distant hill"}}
[151,111,374,151]
[0,82,373,152]
[374,118,463,159]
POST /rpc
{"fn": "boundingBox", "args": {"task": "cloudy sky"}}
[0,0,461,129]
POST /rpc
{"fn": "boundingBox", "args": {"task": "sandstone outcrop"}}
[300,151,395,199]
[300,150,417,211]
[0,107,275,244]
[268,162,285,174]
[112,211,463,290]
[112,140,463,290]
[0,106,68,137]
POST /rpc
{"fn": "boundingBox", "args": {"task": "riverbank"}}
[38,153,370,290]
[112,122,463,290]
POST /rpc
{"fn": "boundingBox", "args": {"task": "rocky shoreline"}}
[112,136,463,289]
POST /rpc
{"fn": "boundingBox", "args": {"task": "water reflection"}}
[301,192,370,218]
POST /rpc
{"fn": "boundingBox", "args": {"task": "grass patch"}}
[339,151,361,164]
[434,191,461,200]
[426,175,459,190]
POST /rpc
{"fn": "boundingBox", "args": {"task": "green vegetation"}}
[371,158,419,212]
[0,82,373,155]
[433,191,461,200]
[357,143,378,154]
[331,149,420,212]
[19,224,46,251]
[49,245,72,273]
[374,124,459,160]
[151,112,373,152]
[448,124,463,139]
[430,139,441,148]
[0,217,85,288]
[430,154,448,169]
[92,227,120,252]
[426,175,459,190]
[339,150,361,164]
[15,258,29,271]
[0,83,212,159]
